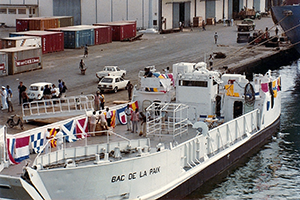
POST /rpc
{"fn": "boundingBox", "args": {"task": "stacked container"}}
[73,25,112,45]
[9,31,64,54]
[47,26,94,48]
[0,52,8,76]
[93,21,136,41]
[16,18,30,32]
[0,47,42,75]
[53,16,74,27]
[16,17,59,32]
[1,36,41,49]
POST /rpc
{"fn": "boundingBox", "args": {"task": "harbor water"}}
[187,59,300,199]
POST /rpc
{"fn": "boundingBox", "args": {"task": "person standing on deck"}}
[131,108,139,133]
[106,107,112,128]
[125,104,132,131]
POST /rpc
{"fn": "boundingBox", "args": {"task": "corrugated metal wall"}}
[253,0,260,12]
[172,3,180,28]
[53,0,81,25]
[206,0,216,19]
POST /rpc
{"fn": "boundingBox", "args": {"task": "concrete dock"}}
[0,17,298,133]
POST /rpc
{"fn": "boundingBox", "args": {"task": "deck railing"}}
[178,109,260,169]
[22,94,95,121]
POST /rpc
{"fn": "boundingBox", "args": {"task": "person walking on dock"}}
[1,86,8,110]
[7,90,13,112]
[202,20,206,31]
[18,82,26,105]
[214,32,218,44]
[126,81,133,101]
[83,44,88,58]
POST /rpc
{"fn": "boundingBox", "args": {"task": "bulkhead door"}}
[233,101,243,118]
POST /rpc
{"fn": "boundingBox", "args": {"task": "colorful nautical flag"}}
[7,138,19,164]
[277,77,281,91]
[130,101,139,112]
[30,132,45,153]
[48,128,58,147]
[272,80,277,98]
[7,136,30,164]
[261,83,269,93]
[76,117,88,138]
[61,120,77,143]
[14,136,30,163]
[117,106,127,125]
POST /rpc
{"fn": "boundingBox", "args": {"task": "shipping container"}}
[16,17,58,31]
[28,17,59,31]
[0,47,42,75]
[54,16,74,27]
[16,19,30,32]
[94,21,136,41]
[75,25,112,45]
[47,26,94,48]
[9,31,64,54]
[1,36,41,49]
[0,52,8,76]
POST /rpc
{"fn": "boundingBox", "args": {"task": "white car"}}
[96,66,126,81]
[27,82,56,100]
[98,76,129,93]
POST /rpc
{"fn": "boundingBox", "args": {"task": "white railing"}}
[22,94,95,121]
[179,109,260,169]
[33,131,150,166]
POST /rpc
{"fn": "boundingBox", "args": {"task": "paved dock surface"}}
[0,17,286,133]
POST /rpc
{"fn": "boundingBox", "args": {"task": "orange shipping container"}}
[28,17,59,31]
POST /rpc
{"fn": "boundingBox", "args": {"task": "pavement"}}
[0,17,281,134]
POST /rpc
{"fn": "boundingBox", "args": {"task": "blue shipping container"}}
[63,28,94,48]
[9,32,25,37]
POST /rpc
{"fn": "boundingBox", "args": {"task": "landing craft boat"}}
[272,0,300,54]
[0,63,281,199]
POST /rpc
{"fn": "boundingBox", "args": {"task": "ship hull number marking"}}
[111,167,160,183]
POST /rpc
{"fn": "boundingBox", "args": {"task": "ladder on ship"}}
[22,94,94,122]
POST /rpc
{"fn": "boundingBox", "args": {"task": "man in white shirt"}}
[89,111,98,136]
[125,104,132,131]
[55,130,64,150]
[98,111,108,130]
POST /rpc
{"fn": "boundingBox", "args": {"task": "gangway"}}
[22,94,95,122]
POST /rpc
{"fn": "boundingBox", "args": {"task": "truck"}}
[95,66,126,81]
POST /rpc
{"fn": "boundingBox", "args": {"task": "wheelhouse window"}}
[180,80,208,87]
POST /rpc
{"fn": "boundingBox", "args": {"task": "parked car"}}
[98,76,129,93]
[96,66,126,81]
[27,82,53,100]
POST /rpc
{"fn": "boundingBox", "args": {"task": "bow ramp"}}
[22,95,94,122]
